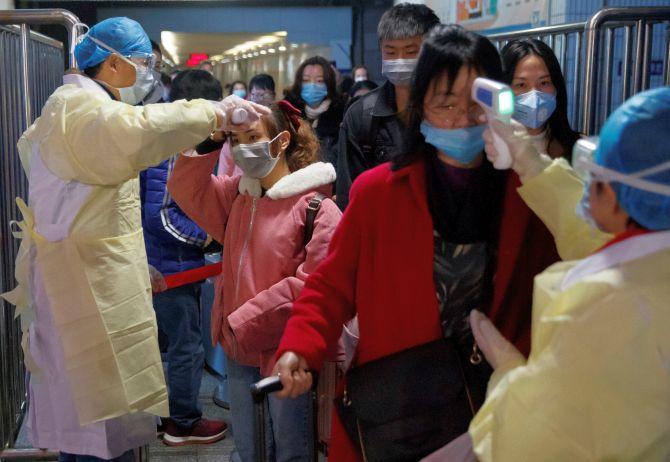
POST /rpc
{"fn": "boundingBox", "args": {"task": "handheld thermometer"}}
[472,77,516,170]
[232,107,248,125]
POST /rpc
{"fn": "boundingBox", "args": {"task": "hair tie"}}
[278,100,302,131]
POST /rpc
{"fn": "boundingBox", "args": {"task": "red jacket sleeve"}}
[276,182,364,370]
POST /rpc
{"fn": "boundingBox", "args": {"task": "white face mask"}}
[117,59,156,105]
[381,58,418,86]
[232,134,282,179]
[354,75,367,83]
[86,35,156,105]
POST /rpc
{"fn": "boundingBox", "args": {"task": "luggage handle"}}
[250,375,283,401]
[251,370,318,400]
[251,372,319,462]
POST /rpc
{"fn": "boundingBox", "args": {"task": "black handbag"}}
[335,336,489,462]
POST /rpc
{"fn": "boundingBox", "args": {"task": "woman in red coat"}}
[274,25,561,461]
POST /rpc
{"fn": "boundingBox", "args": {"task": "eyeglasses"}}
[441,103,486,126]
[126,53,156,70]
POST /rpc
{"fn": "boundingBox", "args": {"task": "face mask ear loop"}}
[268,132,285,160]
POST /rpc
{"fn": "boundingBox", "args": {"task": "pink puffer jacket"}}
[169,150,342,375]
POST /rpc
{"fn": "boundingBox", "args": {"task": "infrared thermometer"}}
[232,107,248,125]
[472,77,516,170]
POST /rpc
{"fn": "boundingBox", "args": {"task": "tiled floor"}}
[147,371,236,461]
[14,370,237,461]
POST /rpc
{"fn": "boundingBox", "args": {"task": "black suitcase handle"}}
[251,373,319,462]
[251,375,284,401]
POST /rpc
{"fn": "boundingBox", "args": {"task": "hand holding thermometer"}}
[232,107,248,125]
[472,77,516,170]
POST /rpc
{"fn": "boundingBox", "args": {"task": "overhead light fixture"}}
[268,48,276,53]
[291,43,299,48]
[260,50,267,55]
[278,45,287,52]
[253,51,259,57]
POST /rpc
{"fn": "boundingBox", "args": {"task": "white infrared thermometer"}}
[472,77,516,170]
[232,107,248,125]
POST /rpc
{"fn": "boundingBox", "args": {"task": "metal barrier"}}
[488,7,670,135]
[0,9,79,451]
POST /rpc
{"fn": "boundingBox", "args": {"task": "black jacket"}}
[283,94,345,166]
[335,81,405,210]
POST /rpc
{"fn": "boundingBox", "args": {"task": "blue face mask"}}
[233,89,247,99]
[514,90,557,129]
[301,83,328,107]
[420,121,486,164]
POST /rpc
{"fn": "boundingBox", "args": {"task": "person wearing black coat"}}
[283,56,345,166]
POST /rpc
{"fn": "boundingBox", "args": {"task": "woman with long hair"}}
[502,38,580,158]
[283,56,345,165]
[272,24,565,461]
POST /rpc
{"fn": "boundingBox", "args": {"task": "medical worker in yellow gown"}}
[1,17,269,461]
[424,87,670,462]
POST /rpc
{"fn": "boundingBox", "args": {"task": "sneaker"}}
[163,418,228,446]
[157,419,168,438]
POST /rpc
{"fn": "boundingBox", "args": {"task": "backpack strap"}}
[359,92,379,158]
[303,193,327,248]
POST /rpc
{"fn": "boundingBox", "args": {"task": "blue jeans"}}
[227,358,313,462]
[152,282,205,429]
[58,450,133,462]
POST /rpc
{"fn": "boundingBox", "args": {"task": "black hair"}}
[83,61,104,78]
[350,79,379,96]
[288,56,339,104]
[338,76,355,97]
[249,73,276,93]
[229,80,247,95]
[394,24,503,169]
[377,3,440,42]
[501,39,580,158]
[150,39,162,55]
[170,69,223,102]
[345,80,380,112]
[160,72,171,87]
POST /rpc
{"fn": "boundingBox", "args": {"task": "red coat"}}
[277,160,559,461]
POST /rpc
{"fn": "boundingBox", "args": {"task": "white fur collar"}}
[238,162,336,200]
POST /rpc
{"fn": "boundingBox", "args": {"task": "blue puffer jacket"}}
[140,155,207,275]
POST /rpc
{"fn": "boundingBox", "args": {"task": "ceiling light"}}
[260,50,267,55]
[278,45,287,52]
[291,43,299,48]
[268,48,276,53]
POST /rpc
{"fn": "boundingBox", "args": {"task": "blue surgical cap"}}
[75,17,152,70]
[595,87,670,230]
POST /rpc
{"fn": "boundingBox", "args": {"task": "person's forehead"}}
[514,55,550,78]
[303,64,324,75]
[381,35,423,48]
[429,67,476,96]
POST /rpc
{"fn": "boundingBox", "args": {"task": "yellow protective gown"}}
[469,159,670,461]
[2,75,217,458]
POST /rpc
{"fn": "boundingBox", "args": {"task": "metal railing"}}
[0,9,79,452]
[488,7,670,135]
